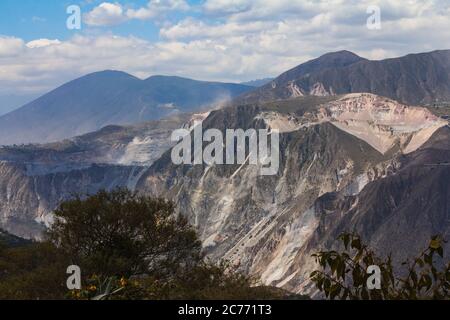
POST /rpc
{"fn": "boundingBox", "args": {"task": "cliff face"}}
[285,126,450,293]
[0,161,139,239]
[0,112,210,239]
[135,94,449,293]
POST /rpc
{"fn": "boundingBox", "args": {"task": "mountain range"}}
[0,49,449,295]
[237,50,450,106]
[2,49,450,147]
[0,71,251,145]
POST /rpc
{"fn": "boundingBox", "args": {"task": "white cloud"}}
[83,0,190,26]
[127,0,190,20]
[202,0,329,20]
[26,39,61,49]
[160,18,272,40]
[0,37,24,57]
[84,2,127,26]
[203,0,252,15]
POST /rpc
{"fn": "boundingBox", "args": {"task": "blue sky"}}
[0,0,449,111]
[0,0,73,41]
[0,0,203,42]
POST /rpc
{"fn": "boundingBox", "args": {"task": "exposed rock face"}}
[0,93,448,295]
[0,161,138,239]
[309,82,332,96]
[317,94,447,154]
[135,94,449,294]
[237,50,450,106]
[282,126,450,293]
[258,93,447,154]
[0,112,208,238]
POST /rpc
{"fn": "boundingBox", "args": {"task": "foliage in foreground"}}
[311,233,450,300]
[0,189,286,300]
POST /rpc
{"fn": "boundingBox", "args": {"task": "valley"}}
[0,50,449,296]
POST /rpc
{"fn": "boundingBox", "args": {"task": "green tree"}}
[47,188,202,280]
[310,233,450,300]
[0,189,286,300]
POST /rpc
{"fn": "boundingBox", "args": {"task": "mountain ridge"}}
[236,49,450,106]
[0,71,252,146]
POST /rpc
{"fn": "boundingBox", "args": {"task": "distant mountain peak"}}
[272,50,365,85]
[319,50,361,58]
[82,70,138,79]
[297,50,365,69]
[314,50,365,65]
[0,72,252,145]
[236,49,450,105]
